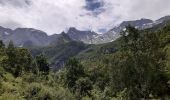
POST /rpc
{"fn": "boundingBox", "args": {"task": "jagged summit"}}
[0,15,170,46]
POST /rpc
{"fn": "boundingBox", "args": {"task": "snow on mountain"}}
[0,15,170,46]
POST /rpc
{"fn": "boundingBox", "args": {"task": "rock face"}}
[66,27,99,44]
[101,19,153,43]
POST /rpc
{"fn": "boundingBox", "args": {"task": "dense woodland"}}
[0,23,170,100]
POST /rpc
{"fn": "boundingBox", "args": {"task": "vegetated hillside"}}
[77,21,170,67]
[30,34,121,70]
[29,21,170,71]
[30,41,89,70]
[1,22,170,100]
[76,39,119,66]
[0,41,77,100]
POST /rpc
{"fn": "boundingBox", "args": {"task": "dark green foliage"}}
[5,41,17,75]
[75,24,170,99]
[64,58,94,99]
[35,54,50,75]
[30,41,89,70]
[1,41,37,77]
[75,77,92,96]
[108,26,170,99]
[0,40,5,48]
[65,58,85,89]
[17,48,38,74]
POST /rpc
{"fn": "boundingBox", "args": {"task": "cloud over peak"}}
[0,0,170,35]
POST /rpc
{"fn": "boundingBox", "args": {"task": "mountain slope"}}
[76,20,170,67]
[64,15,170,44]
[66,27,100,44]
[101,16,170,43]
[0,27,72,47]
[30,41,89,70]
[27,17,170,70]
[0,15,170,47]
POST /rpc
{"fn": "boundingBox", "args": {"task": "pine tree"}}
[64,58,85,90]
[5,41,17,76]
[0,40,5,48]
[35,54,50,75]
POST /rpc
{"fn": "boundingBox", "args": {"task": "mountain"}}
[1,15,168,70]
[49,32,72,46]
[156,15,170,23]
[0,26,13,42]
[76,21,170,67]
[10,28,51,47]
[115,18,153,31]
[0,27,72,47]
[0,26,13,36]
[0,15,170,47]
[29,19,170,70]
[102,18,154,43]
[101,16,170,43]
[66,27,100,44]
[65,16,170,44]
[0,26,101,46]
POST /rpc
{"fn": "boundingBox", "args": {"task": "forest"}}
[0,23,170,100]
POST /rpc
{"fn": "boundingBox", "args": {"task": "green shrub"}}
[0,93,24,100]
[23,82,75,100]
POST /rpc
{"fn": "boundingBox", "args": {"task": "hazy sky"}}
[0,0,170,34]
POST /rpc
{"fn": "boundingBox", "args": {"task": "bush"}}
[23,82,75,100]
[0,93,24,100]
[75,77,92,97]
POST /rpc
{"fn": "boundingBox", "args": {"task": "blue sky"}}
[0,0,170,34]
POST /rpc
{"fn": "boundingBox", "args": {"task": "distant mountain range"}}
[64,15,170,44]
[0,15,170,46]
[101,15,170,43]
[0,27,72,47]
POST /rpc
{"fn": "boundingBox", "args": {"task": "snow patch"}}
[5,32,10,35]
[19,44,23,47]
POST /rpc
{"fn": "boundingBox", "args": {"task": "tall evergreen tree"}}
[35,54,50,75]
[0,40,5,48]
[64,58,85,90]
[5,41,17,76]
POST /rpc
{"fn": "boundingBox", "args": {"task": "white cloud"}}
[0,0,170,35]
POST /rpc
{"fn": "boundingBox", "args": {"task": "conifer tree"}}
[35,54,50,75]
[65,58,85,90]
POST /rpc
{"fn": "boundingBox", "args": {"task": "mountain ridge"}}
[0,15,170,46]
